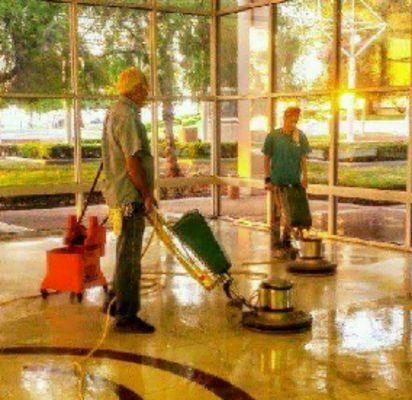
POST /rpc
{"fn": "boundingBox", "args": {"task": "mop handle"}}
[77,161,104,225]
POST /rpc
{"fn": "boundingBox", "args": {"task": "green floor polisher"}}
[154,209,312,333]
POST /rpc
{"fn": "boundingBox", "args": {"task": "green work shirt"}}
[101,96,154,208]
[262,128,311,186]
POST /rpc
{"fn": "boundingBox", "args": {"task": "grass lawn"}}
[308,162,406,190]
[0,159,407,191]
[0,160,100,188]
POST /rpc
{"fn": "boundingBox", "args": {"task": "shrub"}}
[49,144,74,159]
[310,142,408,162]
[181,115,200,127]
[221,142,238,158]
[186,141,210,159]
[310,143,329,160]
[81,144,101,159]
[19,143,51,159]
[10,139,408,163]
[375,142,407,161]
[0,144,19,157]
[157,140,237,159]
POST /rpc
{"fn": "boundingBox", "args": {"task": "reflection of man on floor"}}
[102,67,156,334]
[262,107,311,249]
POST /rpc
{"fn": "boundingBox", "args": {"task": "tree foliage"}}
[0,1,69,94]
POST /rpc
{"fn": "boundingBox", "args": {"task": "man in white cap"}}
[102,67,155,333]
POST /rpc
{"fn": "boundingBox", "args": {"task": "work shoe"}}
[282,239,292,249]
[115,317,155,334]
[271,247,290,260]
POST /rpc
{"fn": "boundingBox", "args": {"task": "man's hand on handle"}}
[265,176,274,192]
[265,182,274,192]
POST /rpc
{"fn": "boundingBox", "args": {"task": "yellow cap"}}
[116,67,147,95]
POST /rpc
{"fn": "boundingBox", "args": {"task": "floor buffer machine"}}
[272,185,338,275]
[147,208,313,333]
[288,236,337,275]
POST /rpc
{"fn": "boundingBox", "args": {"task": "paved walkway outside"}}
[0,196,406,244]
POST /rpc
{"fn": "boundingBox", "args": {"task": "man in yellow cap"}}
[102,67,155,333]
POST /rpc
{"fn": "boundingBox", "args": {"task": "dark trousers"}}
[114,209,145,321]
[271,186,291,248]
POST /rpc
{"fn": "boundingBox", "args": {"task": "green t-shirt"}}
[262,128,311,186]
[101,96,154,208]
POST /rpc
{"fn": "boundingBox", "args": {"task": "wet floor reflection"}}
[21,363,141,400]
[0,221,411,399]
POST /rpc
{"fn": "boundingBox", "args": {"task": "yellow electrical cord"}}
[72,223,157,400]
[72,209,222,399]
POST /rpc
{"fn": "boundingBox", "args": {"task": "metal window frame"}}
[1,0,411,251]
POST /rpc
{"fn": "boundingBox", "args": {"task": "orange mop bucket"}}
[40,163,108,302]
[41,215,108,302]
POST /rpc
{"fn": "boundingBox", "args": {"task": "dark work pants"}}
[271,186,291,248]
[114,209,145,321]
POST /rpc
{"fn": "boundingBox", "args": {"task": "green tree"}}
[157,12,210,178]
[77,6,150,94]
[0,0,222,181]
[0,0,71,140]
[0,0,69,93]
[73,5,211,180]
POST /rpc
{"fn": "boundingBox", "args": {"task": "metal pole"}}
[328,0,342,235]
[211,0,221,217]
[346,0,356,143]
[70,0,83,218]
[266,3,276,228]
[405,1,412,247]
[150,0,160,204]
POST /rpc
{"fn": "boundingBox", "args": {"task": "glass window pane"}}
[219,7,269,96]
[69,1,148,4]
[337,198,406,245]
[0,194,77,234]
[0,1,70,94]
[221,185,267,224]
[0,98,76,232]
[158,0,211,12]
[219,99,267,223]
[276,0,333,92]
[340,0,411,88]
[219,99,268,179]
[80,98,109,188]
[310,195,328,232]
[338,92,408,191]
[159,101,212,178]
[219,0,251,10]
[157,14,210,96]
[159,184,212,217]
[0,98,74,191]
[78,6,150,95]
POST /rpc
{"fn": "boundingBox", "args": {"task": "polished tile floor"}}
[0,221,411,399]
